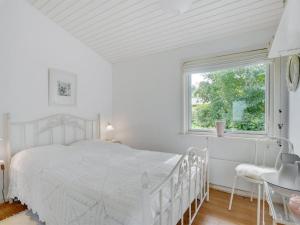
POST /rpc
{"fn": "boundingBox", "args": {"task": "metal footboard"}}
[142,147,209,225]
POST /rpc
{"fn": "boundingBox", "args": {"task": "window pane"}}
[190,64,266,132]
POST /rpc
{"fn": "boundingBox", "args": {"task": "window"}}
[189,63,268,134]
[182,49,278,136]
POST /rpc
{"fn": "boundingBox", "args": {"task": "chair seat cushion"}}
[235,164,277,180]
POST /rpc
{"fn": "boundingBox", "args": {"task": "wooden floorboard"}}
[0,201,27,221]
[192,189,273,225]
[0,189,274,224]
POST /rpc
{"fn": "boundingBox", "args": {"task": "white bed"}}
[4,113,209,225]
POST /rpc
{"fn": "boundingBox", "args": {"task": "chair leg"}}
[250,184,255,202]
[206,177,210,202]
[228,176,238,210]
[257,184,261,225]
[262,185,265,225]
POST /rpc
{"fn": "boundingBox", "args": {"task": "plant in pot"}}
[215,110,226,137]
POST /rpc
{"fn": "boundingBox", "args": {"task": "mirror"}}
[286,55,300,92]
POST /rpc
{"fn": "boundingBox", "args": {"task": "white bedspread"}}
[8,140,182,225]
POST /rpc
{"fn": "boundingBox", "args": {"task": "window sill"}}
[179,131,268,140]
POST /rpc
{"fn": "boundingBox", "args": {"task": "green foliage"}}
[191,64,266,132]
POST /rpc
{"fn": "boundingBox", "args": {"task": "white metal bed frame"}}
[3,113,209,225]
[142,147,209,225]
[3,113,101,159]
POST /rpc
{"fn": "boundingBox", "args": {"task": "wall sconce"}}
[105,123,114,141]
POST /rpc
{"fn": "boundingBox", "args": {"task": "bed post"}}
[206,148,210,201]
[97,113,101,140]
[205,137,210,201]
[141,172,151,225]
[3,113,11,203]
[3,113,11,163]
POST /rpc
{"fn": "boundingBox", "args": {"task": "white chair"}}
[228,136,294,225]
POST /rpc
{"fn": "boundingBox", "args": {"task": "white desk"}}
[263,173,300,225]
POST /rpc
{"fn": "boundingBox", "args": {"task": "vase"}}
[215,121,225,137]
[289,195,300,216]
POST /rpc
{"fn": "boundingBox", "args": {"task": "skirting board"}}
[210,184,260,199]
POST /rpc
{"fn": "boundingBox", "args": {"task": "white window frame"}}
[182,50,282,137]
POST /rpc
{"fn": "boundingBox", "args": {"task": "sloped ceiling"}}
[28,0,284,63]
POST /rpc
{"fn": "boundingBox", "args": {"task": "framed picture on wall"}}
[48,68,77,106]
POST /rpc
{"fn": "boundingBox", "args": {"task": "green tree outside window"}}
[191,64,266,132]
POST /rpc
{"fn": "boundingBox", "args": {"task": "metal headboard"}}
[3,113,101,159]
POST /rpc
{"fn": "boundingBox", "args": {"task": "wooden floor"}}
[192,189,273,225]
[0,189,274,225]
[0,201,27,221]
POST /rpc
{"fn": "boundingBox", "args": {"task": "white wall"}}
[0,0,112,201]
[112,28,287,191]
[289,84,300,156]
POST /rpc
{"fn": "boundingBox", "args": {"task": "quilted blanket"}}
[8,140,182,225]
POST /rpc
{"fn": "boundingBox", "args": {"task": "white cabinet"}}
[269,0,300,58]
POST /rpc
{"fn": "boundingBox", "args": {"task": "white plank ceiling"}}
[28,0,284,63]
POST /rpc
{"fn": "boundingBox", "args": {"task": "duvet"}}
[8,140,183,225]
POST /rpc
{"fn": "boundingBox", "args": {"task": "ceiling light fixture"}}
[160,0,193,14]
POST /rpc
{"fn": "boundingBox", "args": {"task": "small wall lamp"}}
[105,123,114,141]
[106,123,114,132]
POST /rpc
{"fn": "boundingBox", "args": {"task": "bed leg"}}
[206,184,210,202]
[206,162,210,202]
[141,172,151,225]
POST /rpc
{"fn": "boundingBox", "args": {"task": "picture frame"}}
[48,68,77,106]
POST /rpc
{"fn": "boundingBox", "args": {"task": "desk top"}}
[264,182,300,225]
[263,172,300,192]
